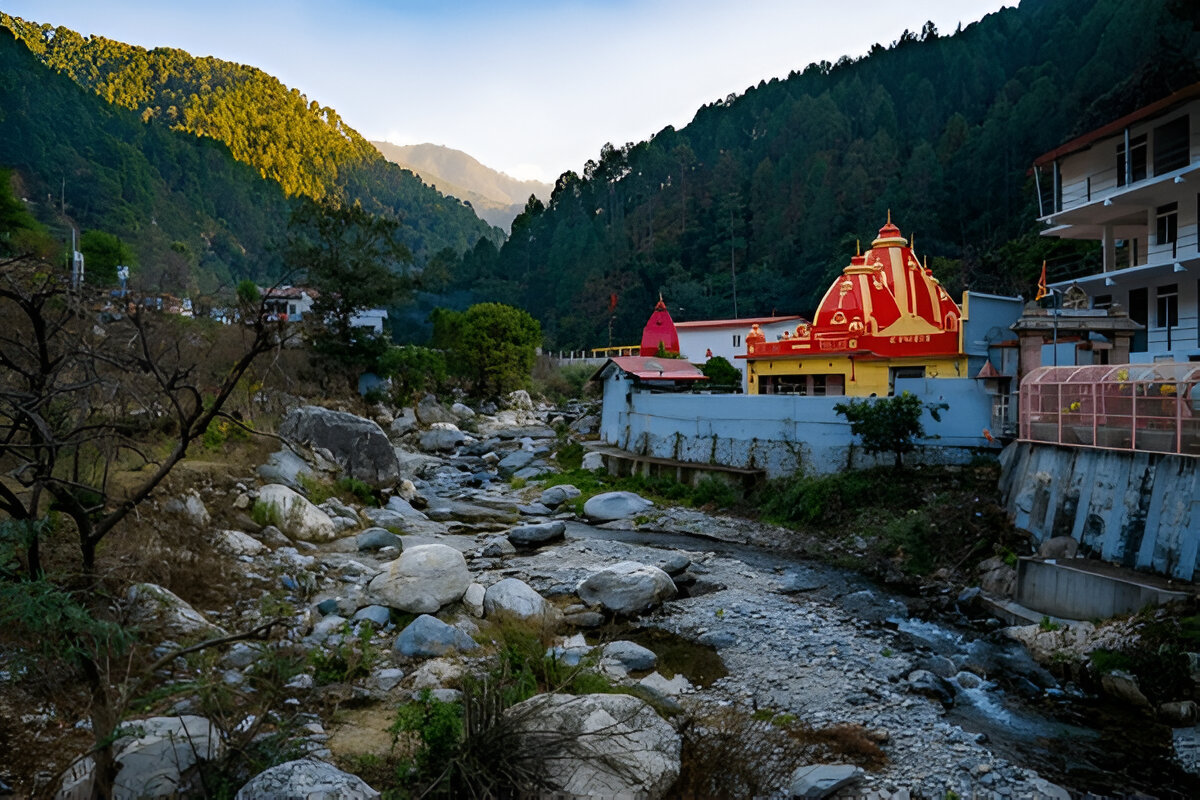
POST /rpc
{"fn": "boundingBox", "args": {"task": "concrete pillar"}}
[1017,330,1045,383]
[1103,225,1116,273]
[1112,333,1132,364]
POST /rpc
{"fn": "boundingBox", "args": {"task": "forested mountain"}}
[373,141,551,231]
[0,13,500,289]
[443,0,1199,349]
[0,27,292,290]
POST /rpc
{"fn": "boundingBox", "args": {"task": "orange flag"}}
[1035,261,1048,301]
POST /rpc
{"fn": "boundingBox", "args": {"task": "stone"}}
[450,402,475,420]
[215,529,266,556]
[125,583,225,639]
[1038,535,1079,559]
[408,657,464,689]
[914,655,958,680]
[658,553,691,576]
[518,502,554,516]
[463,583,486,618]
[353,605,392,628]
[602,640,658,671]
[540,484,582,508]
[497,449,536,477]
[506,693,680,799]
[483,578,559,624]
[59,715,223,800]
[165,490,211,527]
[481,536,517,558]
[777,571,824,594]
[504,390,534,411]
[368,544,471,614]
[568,414,599,435]
[393,614,479,659]
[978,556,1017,597]
[256,449,316,488]
[577,561,676,616]
[370,667,406,693]
[235,758,380,799]
[1101,670,1150,707]
[356,528,403,552]
[839,589,907,623]
[789,764,864,798]
[279,405,400,488]
[507,520,566,549]
[583,491,653,522]
[1160,700,1199,726]
[581,451,605,471]
[256,484,338,543]
[316,598,340,616]
[419,425,466,453]
[415,394,457,425]
[390,408,418,438]
[638,671,691,696]
[906,669,955,705]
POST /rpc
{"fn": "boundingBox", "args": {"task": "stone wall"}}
[599,375,1000,478]
[999,441,1200,580]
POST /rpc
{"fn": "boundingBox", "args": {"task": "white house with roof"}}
[675,315,804,391]
[1034,81,1200,362]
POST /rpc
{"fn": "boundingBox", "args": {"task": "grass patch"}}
[308,622,380,685]
[299,474,380,507]
[538,468,741,513]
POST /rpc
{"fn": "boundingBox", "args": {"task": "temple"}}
[639,296,680,357]
[742,215,998,396]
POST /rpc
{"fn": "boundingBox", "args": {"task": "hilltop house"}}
[1033,81,1200,361]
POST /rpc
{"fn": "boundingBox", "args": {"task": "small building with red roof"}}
[640,296,681,356]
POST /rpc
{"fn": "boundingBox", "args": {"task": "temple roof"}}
[640,297,680,356]
[745,216,963,361]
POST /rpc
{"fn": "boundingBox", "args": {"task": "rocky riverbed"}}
[27,392,1200,799]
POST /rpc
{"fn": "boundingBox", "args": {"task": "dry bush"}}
[670,704,886,799]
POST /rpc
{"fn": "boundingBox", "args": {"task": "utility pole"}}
[730,206,738,318]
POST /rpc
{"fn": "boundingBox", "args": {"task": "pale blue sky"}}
[8,1,1007,183]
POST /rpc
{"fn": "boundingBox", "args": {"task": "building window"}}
[1153,115,1189,175]
[1156,284,1178,328]
[888,366,925,395]
[1117,133,1147,186]
[289,303,297,315]
[1092,294,1113,310]
[1156,202,1178,256]
[732,334,741,347]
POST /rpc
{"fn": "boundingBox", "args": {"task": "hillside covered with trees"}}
[0,14,500,292]
[439,0,1199,348]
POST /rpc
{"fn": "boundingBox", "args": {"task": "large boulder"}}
[393,614,479,659]
[367,544,471,614]
[507,520,566,549]
[789,764,864,799]
[235,758,380,799]
[256,484,338,542]
[419,424,466,453]
[416,394,458,425]
[540,484,582,508]
[483,578,559,625]
[256,449,316,489]
[497,449,536,477]
[125,583,225,639]
[507,693,680,799]
[583,491,652,522]
[279,405,400,488]
[59,716,223,800]
[577,561,676,616]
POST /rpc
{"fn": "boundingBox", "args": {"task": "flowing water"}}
[569,522,1200,797]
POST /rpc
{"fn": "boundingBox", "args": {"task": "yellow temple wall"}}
[746,354,967,396]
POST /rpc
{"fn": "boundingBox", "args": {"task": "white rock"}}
[256,484,337,543]
[463,583,486,618]
[235,758,380,799]
[483,578,559,625]
[215,529,266,556]
[367,544,470,614]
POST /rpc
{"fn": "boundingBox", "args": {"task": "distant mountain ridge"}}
[372,141,550,231]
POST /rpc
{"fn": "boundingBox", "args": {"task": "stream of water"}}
[568,522,1200,797]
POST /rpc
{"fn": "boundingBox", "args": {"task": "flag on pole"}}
[609,293,618,312]
[1035,261,1048,301]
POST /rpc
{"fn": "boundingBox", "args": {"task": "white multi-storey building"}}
[1035,82,1199,362]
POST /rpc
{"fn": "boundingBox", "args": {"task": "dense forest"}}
[0,14,500,292]
[440,0,1199,348]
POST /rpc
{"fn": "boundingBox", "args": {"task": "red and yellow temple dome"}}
[746,215,962,361]
[640,296,680,356]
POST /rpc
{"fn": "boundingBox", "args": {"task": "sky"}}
[8,1,1009,184]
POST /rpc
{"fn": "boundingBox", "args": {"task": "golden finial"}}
[886,208,892,225]
[855,239,861,256]
[924,255,929,269]
[910,233,915,252]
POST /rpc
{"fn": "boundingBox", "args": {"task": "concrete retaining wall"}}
[599,375,1000,478]
[999,441,1200,580]
[1015,558,1189,619]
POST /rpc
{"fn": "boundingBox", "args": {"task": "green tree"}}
[79,229,135,286]
[432,303,541,398]
[285,197,412,364]
[834,392,932,467]
[376,345,447,404]
[700,355,741,388]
